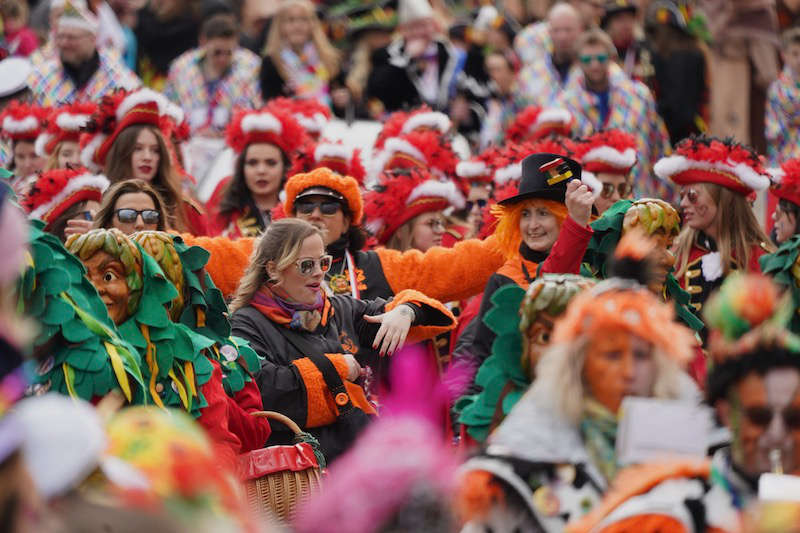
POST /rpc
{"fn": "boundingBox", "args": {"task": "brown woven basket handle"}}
[250,411,304,436]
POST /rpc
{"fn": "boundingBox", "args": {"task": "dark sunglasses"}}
[744,405,800,430]
[295,200,342,216]
[579,53,609,65]
[466,199,488,211]
[600,182,633,199]
[296,255,333,276]
[679,187,699,204]
[115,208,161,225]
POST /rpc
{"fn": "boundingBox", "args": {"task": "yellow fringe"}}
[141,325,165,408]
[104,341,132,402]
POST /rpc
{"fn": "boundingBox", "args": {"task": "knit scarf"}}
[251,285,331,332]
[280,42,330,105]
[580,398,619,483]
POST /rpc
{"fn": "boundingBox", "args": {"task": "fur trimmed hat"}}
[768,158,800,208]
[270,97,332,140]
[289,140,367,186]
[505,106,573,144]
[374,106,452,150]
[574,129,638,179]
[225,104,308,157]
[0,101,48,143]
[653,135,770,196]
[35,102,97,158]
[22,167,108,228]
[368,130,458,184]
[284,167,364,225]
[80,89,185,171]
[364,168,465,244]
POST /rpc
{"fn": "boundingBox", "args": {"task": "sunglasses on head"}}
[296,255,333,276]
[295,200,342,216]
[466,199,488,211]
[579,53,609,65]
[744,405,800,431]
[600,182,633,199]
[679,187,699,204]
[115,208,161,225]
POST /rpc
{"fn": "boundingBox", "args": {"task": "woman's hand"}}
[363,304,415,356]
[342,354,362,382]
[565,179,594,227]
[64,218,94,237]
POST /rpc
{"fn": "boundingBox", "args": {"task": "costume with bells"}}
[457,257,697,533]
[80,88,206,235]
[207,104,308,238]
[653,136,772,315]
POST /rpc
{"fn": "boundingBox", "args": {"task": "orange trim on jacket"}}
[385,288,457,344]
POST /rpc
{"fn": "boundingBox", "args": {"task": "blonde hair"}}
[263,0,341,81]
[673,183,773,279]
[528,338,684,425]
[228,218,322,313]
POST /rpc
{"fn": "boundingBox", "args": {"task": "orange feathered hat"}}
[284,167,364,225]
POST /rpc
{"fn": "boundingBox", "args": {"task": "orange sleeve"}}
[291,354,377,428]
[385,289,456,344]
[378,236,505,303]
[180,234,255,299]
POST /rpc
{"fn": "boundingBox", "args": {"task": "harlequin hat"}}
[505,106,573,144]
[768,158,800,208]
[22,167,108,228]
[364,167,465,244]
[574,129,638,176]
[224,104,308,157]
[284,167,364,224]
[368,130,458,183]
[80,89,185,171]
[654,135,770,197]
[0,101,48,142]
[374,106,452,150]
[289,139,367,186]
[35,102,97,157]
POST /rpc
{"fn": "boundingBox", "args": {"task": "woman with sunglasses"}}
[654,136,774,321]
[228,218,455,461]
[93,179,168,235]
[208,104,308,238]
[574,129,637,214]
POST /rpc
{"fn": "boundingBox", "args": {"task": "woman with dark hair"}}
[93,179,168,234]
[81,89,207,235]
[208,104,307,238]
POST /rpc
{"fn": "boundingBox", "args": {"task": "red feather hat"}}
[368,130,458,184]
[573,129,638,175]
[22,167,109,228]
[364,168,466,244]
[225,103,308,158]
[289,140,366,186]
[80,89,185,171]
[0,101,48,143]
[505,106,574,144]
[35,102,97,158]
[768,157,800,207]
[268,97,332,141]
[654,135,770,196]
[456,145,503,186]
[374,106,453,150]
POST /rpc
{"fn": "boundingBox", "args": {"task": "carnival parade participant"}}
[92,179,169,234]
[228,218,456,461]
[0,100,47,194]
[35,101,96,171]
[573,129,637,215]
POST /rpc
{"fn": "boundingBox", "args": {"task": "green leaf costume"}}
[759,234,800,334]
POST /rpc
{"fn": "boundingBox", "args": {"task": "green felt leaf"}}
[65,345,108,372]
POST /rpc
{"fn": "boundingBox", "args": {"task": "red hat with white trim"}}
[80,89,185,171]
[488,138,579,188]
[22,167,108,229]
[225,103,308,157]
[374,106,452,150]
[768,158,800,207]
[574,129,637,176]
[653,135,770,196]
[289,140,366,186]
[269,97,331,141]
[0,101,48,143]
[456,145,504,185]
[364,167,466,244]
[505,106,574,144]
[368,130,458,184]
[35,102,97,158]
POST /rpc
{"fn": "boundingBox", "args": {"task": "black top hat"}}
[499,153,583,206]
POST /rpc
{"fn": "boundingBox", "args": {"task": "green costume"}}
[760,234,800,334]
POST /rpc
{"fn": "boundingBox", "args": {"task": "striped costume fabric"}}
[27,50,140,107]
[559,64,674,202]
[513,21,550,67]
[765,68,800,167]
[164,47,262,135]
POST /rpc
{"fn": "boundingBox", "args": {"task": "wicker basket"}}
[237,411,323,522]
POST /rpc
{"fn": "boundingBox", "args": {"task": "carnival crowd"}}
[4,0,800,531]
